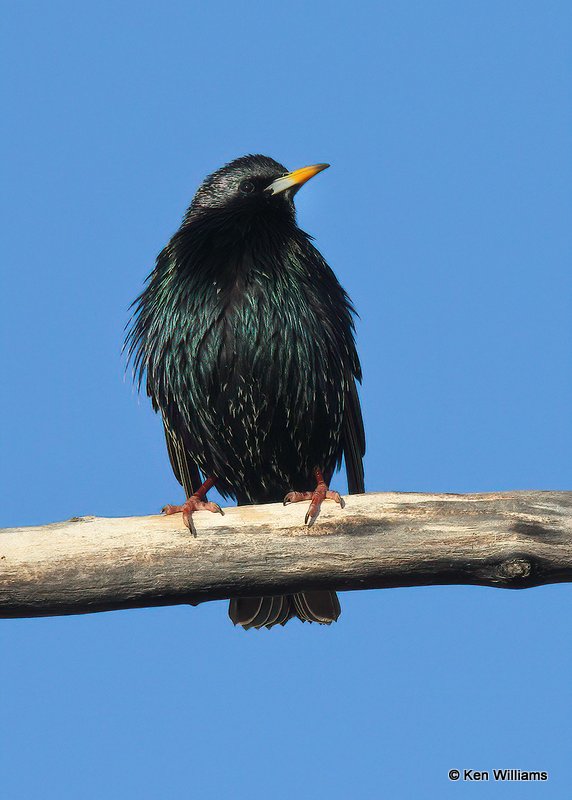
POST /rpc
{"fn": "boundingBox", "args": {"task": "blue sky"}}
[2,2,571,797]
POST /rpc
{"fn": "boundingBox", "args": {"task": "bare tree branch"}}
[1,491,571,619]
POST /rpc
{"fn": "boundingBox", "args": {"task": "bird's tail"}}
[228,591,340,630]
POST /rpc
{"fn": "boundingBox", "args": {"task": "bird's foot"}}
[283,468,345,526]
[162,477,223,532]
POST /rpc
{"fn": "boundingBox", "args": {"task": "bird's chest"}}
[187,270,321,408]
[208,279,297,372]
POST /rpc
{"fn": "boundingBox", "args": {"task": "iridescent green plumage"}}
[126,155,365,627]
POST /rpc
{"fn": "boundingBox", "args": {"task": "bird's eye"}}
[239,180,256,194]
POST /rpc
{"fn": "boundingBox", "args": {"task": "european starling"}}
[126,155,365,629]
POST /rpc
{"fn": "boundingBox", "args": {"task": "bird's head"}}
[186,154,329,227]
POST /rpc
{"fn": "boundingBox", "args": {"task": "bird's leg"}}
[162,476,224,531]
[283,468,345,526]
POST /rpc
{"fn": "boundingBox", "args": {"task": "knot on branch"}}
[497,557,532,583]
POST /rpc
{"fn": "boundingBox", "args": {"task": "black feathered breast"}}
[126,157,364,505]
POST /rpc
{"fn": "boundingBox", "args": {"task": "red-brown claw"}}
[284,491,312,506]
[285,480,345,525]
[162,496,224,522]
[325,491,345,508]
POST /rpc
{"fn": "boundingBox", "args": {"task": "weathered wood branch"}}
[1,491,571,619]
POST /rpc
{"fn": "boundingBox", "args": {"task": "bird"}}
[125,154,365,629]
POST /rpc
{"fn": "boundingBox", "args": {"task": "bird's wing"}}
[343,377,365,494]
[162,416,201,499]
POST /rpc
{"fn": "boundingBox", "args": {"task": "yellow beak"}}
[266,163,330,196]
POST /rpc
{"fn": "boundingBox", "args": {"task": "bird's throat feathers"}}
[163,209,309,294]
